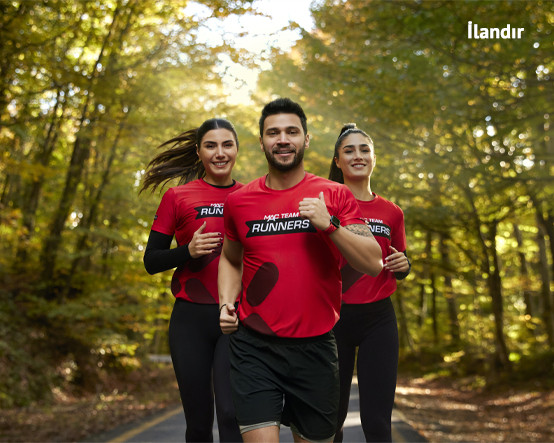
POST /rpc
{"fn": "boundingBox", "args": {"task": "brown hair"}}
[140,118,238,193]
[328,123,373,183]
[258,97,308,136]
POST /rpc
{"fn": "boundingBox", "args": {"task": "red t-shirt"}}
[151,179,243,304]
[340,194,407,304]
[224,173,364,338]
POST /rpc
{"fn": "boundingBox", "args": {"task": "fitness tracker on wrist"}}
[323,215,340,235]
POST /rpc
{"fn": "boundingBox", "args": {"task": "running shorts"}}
[229,324,339,441]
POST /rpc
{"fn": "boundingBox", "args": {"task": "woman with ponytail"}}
[329,124,411,442]
[141,118,242,442]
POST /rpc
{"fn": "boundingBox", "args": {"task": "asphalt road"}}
[88,379,426,442]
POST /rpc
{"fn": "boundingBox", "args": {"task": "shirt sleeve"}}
[334,185,365,227]
[151,188,176,236]
[391,205,410,280]
[223,193,239,242]
[143,230,191,275]
[391,206,407,253]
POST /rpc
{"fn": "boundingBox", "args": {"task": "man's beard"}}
[263,143,305,172]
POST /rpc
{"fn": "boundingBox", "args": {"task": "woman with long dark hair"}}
[329,124,411,442]
[141,118,242,442]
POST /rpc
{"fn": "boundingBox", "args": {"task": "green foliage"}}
[0,0,256,407]
[0,0,552,407]
[258,0,553,372]
[0,296,55,407]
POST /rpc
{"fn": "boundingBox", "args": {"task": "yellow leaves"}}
[443,350,465,363]
[0,209,24,238]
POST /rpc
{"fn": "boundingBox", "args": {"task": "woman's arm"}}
[143,230,191,275]
[385,246,411,280]
[143,222,223,275]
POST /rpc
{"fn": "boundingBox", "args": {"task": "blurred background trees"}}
[0,0,552,407]
[258,0,553,373]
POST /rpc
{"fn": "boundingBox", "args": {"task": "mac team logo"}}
[194,204,224,219]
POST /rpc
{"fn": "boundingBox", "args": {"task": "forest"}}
[0,0,552,410]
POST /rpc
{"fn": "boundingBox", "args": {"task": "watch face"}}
[330,215,340,228]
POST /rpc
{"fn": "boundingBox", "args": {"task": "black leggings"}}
[333,297,399,442]
[169,299,241,442]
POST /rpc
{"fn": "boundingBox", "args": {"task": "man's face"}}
[260,113,309,172]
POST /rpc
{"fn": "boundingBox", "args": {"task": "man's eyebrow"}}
[266,126,301,132]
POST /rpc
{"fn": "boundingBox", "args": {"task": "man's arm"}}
[218,235,243,334]
[299,192,383,277]
[337,223,383,276]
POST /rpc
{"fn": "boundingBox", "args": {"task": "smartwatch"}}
[323,215,341,235]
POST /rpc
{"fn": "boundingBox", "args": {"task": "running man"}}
[218,98,383,442]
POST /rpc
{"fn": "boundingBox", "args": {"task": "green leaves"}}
[259,0,554,371]
[0,0,257,404]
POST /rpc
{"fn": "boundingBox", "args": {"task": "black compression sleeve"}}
[143,230,192,275]
[394,251,411,281]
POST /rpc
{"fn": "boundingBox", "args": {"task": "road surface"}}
[88,379,426,442]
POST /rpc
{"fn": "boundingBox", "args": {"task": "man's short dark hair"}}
[259,98,308,137]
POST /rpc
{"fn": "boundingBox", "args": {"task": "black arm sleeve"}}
[143,230,192,275]
[394,251,411,281]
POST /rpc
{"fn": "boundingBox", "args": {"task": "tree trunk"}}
[1,102,30,208]
[526,187,554,280]
[547,210,554,278]
[487,221,511,370]
[420,231,433,328]
[464,186,510,370]
[430,270,438,345]
[39,4,123,286]
[513,223,535,320]
[68,118,125,284]
[395,291,414,353]
[0,2,27,127]
[440,233,460,345]
[39,129,92,284]
[536,214,554,347]
[15,88,66,266]
[418,283,426,328]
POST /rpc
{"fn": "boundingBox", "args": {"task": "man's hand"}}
[188,222,222,258]
[298,191,331,231]
[220,303,238,334]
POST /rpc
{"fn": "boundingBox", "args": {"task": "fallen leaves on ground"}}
[395,375,554,442]
[0,365,180,443]
[1,368,552,442]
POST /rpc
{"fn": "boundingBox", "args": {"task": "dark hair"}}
[258,97,308,137]
[328,123,374,183]
[140,118,238,193]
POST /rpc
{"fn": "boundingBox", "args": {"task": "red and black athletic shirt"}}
[340,194,407,304]
[151,178,243,304]
[224,173,364,338]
